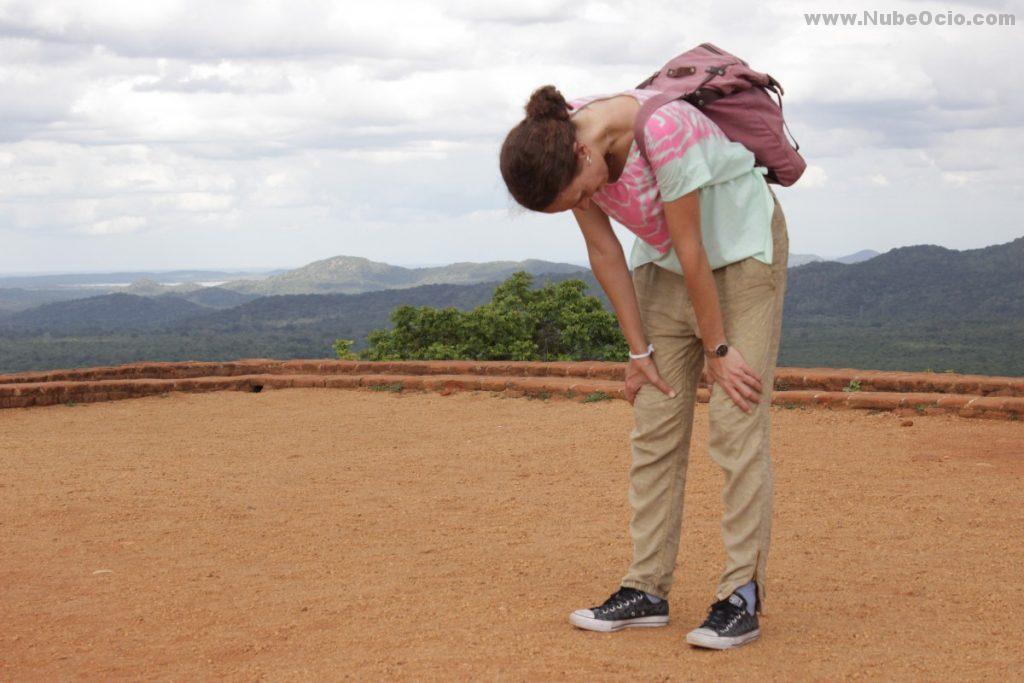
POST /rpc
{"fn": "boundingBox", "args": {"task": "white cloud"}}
[164,192,235,212]
[81,214,146,235]
[941,171,978,187]
[0,0,1021,273]
[792,165,827,189]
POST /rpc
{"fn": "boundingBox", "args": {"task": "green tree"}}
[361,271,628,361]
[332,338,359,360]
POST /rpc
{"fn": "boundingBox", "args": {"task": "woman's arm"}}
[573,205,647,354]
[662,190,763,413]
[661,191,726,350]
[573,204,676,402]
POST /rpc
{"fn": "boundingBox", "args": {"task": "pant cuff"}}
[620,579,665,600]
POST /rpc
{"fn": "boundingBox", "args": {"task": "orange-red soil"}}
[2,388,1022,680]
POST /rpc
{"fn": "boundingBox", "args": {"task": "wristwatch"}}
[704,342,729,358]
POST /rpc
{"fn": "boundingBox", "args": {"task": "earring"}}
[587,155,592,165]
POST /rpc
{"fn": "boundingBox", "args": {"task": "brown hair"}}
[499,85,580,212]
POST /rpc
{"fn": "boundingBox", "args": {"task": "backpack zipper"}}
[700,43,748,67]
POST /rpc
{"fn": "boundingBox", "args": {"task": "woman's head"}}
[500,85,606,214]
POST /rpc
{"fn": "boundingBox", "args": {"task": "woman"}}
[499,84,789,650]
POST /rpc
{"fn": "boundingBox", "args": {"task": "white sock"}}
[644,592,662,603]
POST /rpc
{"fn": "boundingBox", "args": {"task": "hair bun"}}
[525,85,571,121]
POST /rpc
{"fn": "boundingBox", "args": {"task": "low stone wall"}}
[1,359,1022,420]
[3,359,1023,395]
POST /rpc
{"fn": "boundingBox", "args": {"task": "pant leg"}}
[707,189,789,613]
[619,262,705,599]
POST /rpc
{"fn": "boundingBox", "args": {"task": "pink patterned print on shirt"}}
[568,89,727,255]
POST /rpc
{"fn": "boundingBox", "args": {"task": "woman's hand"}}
[700,363,715,390]
[705,347,763,414]
[624,354,677,405]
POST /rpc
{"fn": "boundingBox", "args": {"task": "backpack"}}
[632,42,806,186]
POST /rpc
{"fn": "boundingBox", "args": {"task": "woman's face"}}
[542,144,608,214]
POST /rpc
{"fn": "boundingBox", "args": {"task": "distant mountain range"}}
[0,272,605,336]
[0,269,273,313]
[0,258,590,312]
[0,252,880,313]
[0,268,281,289]
[217,256,591,295]
[2,239,1021,375]
[789,249,880,267]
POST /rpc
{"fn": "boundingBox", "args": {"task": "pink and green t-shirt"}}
[568,89,775,275]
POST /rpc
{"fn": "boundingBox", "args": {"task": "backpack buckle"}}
[687,88,724,108]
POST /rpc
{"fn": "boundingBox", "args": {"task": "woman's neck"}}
[573,96,639,184]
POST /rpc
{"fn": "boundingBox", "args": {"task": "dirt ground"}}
[1,388,1022,681]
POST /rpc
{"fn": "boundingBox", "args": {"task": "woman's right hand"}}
[624,354,677,405]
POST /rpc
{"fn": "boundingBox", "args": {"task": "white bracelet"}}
[629,343,654,360]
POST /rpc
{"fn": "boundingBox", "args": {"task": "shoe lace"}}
[598,587,643,613]
[702,598,745,631]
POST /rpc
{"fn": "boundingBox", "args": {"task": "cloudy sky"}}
[0,0,1020,274]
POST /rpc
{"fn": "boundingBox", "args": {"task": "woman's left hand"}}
[705,348,763,414]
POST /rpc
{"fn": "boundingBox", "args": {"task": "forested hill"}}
[220,255,590,295]
[0,271,608,337]
[784,237,1024,320]
[0,293,207,333]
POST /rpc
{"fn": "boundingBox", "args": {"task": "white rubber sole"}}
[569,610,669,632]
[685,626,761,649]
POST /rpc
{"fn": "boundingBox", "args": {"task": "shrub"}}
[332,338,359,360]
[361,271,628,362]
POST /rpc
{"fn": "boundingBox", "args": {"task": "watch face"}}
[716,344,729,357]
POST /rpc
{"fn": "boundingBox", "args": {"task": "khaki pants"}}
[619,187,788,614]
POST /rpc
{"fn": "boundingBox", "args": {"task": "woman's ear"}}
[574,141,591,164]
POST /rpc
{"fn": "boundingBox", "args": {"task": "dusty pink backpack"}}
[633,42,806,186]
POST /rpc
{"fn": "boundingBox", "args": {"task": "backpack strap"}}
[633,89,695,163]
[633,70,723,163]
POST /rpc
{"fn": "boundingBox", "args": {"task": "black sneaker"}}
[685,592,760,649]
[569,586,669,632]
